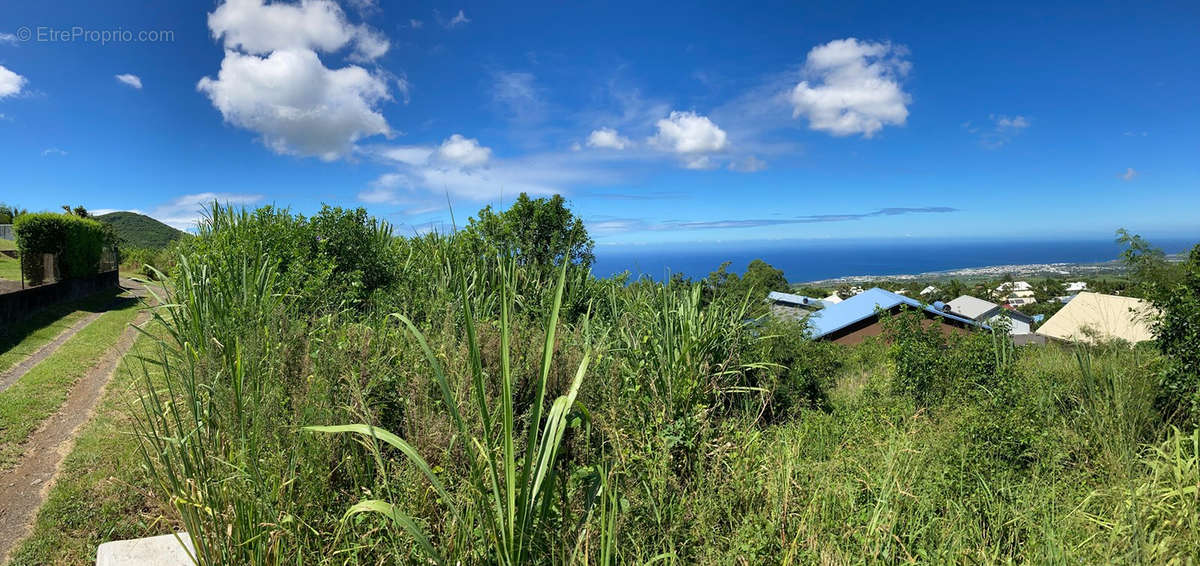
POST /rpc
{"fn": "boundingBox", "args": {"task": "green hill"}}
[96,211,188,250]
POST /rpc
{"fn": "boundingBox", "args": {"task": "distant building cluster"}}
[765,281,1153,346]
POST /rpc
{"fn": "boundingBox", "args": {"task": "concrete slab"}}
[96,533,194,566]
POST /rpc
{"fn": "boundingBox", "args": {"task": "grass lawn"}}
[8,328,176,565]
[0,238,15,252]
[0,294,141,471]
[0,290,127,375]
[0,254,20,281]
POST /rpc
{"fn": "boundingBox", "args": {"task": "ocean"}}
[591,237,1199,282]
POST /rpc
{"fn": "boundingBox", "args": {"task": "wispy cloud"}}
[447,9,470,28]
[589,207,959,235]
[115,73,143,89]
[965,114,1031,148]
[1119,167,1137,181]
[0,33,17,45]
[41,147,68,157]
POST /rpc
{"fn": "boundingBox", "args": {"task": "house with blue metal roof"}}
[805,287,986,345]
[765,290,828,321]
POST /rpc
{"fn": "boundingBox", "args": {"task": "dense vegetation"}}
[13,211,116,284]
[126,197,1200,564]
[96,211,187,250]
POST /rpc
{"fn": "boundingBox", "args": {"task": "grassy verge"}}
[0,294,141,471]
[0,238,15,252]
[0,290,127,374]
[0,254,20,281]
[8,328,175,566]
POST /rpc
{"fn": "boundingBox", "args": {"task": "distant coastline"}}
[799,259,1128,287]
[593,236,1197,283]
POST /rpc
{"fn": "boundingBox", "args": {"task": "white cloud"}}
[682,155,715,170]
[147,192,264,231]
[586,127,631,150]
[0,65,27,98]
[1120,167,1138,181]
[115,73,143,89]
[491,71,545,123]
[378,145,434,165]
[448,9,470,28]
[198,49,392,161]
[789,38,911,138]
[410,19,423,29]
[41,147,67,157]
[649,111,728,153]
[207,0,388,61]
[728,155,767,172]
[198,0,397,160]
[436,134,491,167]
[0,33,17,45]
[969,114,1032,148]
[994,114,1029,130]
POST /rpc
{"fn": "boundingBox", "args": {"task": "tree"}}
[0,203,28,224]
[61,205,89,218]
[465,193,594,270]
[705,258,790,313]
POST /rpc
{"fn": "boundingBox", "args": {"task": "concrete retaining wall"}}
[0,270,119,326]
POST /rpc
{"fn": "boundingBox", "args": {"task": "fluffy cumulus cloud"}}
[207,0,388,61]
[586,127,631,150]
[115,73,143,89]
[198,0,395,160]
[650,111,728,154]
[789,38,911,138]
[0,65,27,98]
[198,49,391,160]
[436,134,491,167]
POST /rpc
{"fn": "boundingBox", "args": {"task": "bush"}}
[752,319,843,418]
[1150,245,1200,424]
[180,203,400,312]
[14,212,114,283]
[884,309,1010,406]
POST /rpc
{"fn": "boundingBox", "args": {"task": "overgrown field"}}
[110,202,1200,564]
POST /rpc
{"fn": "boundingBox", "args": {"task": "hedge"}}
[14,213,114,284]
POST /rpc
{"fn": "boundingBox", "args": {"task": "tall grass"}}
[306,257,602,565]
[121,203,1200,564]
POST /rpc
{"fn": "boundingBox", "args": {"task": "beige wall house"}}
[1036,292,1156,344]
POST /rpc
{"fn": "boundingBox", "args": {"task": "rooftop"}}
[806,287,984,339]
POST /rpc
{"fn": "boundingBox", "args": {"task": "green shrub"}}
[14,212,114,283]
[752,319,843,418]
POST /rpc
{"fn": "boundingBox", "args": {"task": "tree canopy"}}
[464,193,595,270]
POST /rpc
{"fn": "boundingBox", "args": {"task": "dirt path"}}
[0,312,103,394]
[0,282,151,564]
[0,278,150,395]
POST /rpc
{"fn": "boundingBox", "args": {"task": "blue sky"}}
[1,1,1198,248]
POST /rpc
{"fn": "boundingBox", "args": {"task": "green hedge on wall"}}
[14,213,114,283]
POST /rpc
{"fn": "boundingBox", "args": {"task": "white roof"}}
[996,281,1032,292]
[947,295,999,320]
[919,285,938,295]
[1036,292,1156,344]
[822,293,843,304]
[1066,281,1088,292]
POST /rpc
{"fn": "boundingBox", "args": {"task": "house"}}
[996,281,1033,294]
[946,295,1034,335]
[822,293,843,305]
[1036,292,1156,344]
[919,285,938,297]
[1005,296,1037,307]
[1065,281,1088,294]
[765,291,827,321]
[806,287,985,345]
